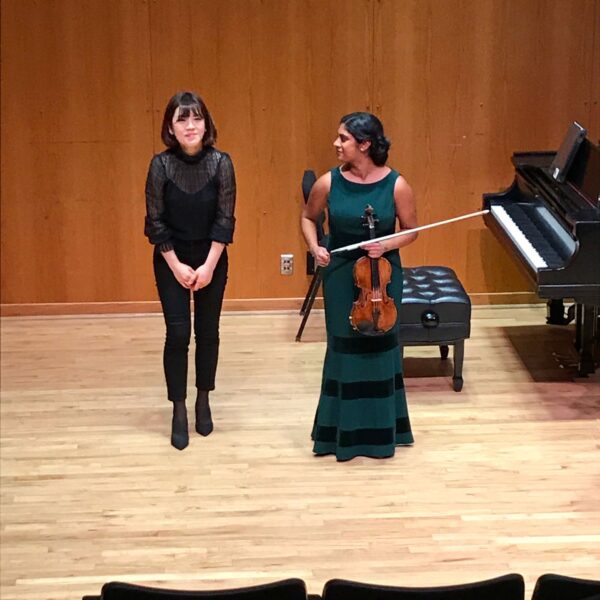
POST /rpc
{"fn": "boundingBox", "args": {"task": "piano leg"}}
[575,303,599,376]
[547,299,570,325]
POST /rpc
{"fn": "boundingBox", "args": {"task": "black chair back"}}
[100,578,308,600]
[531,573,600,600]
[321,574,525,600]
[301,170,317,203]
[296,168,329,340]
[301,169,325,242]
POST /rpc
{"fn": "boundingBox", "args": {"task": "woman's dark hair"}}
[340,112,391,166]
[161,91,217,148]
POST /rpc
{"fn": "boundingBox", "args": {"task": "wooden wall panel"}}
[590,0,600,134]
[375,0,599,295]
[1,0,598,309]
[1,0,154,303]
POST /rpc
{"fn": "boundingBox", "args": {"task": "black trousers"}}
[153,240,228,402]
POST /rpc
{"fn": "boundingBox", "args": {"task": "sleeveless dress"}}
[311,167,414,461]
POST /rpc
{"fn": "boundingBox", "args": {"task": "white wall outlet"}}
[280,254,293,275]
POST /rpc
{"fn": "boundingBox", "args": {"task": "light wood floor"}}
[1,306,599,600]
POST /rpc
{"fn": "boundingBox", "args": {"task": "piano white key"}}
[490,205,548,270]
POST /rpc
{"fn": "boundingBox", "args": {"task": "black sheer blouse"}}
[144,146,236,253]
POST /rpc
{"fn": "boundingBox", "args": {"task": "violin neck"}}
[367,216,381,290]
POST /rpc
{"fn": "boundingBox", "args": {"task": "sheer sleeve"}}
[144,155,174,252]
[209,153,236,244]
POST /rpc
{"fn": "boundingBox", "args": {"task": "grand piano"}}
[483,122,600,376]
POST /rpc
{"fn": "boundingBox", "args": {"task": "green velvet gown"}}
[311,167,414,461]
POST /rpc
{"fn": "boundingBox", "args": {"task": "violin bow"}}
[329,209,489,255]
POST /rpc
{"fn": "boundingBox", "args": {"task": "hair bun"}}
[340,112,391,166]
[375,134,391,152]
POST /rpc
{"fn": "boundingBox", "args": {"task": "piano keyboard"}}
[490,205,548,270]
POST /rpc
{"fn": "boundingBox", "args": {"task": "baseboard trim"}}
[0,301,163,317]
[0,292,539,317]
[468,292,543,305]
[0,297,326,316]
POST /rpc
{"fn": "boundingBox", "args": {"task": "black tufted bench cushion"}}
[400,266,471,391]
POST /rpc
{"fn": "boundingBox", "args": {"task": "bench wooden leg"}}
[452,339,464,391]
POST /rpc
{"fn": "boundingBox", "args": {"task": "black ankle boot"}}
[195,390,213,436]
[171,400,189,450]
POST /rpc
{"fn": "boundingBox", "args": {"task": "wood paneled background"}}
[1,0,599,312]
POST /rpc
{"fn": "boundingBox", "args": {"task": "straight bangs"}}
[176,103,203,121]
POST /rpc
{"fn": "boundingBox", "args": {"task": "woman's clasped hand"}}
[171,261,214,290]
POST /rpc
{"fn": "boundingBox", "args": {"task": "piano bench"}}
[400,266,472,392]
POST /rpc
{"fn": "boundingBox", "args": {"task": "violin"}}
[350,205,398,336]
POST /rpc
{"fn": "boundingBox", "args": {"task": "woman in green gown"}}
[301,112,418,461]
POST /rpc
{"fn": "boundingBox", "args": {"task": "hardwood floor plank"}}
[1,307,599,600]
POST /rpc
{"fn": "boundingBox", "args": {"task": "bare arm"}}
[301,172,331,267]
[390,176,418,249]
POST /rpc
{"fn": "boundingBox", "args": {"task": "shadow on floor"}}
[501,323,594,383]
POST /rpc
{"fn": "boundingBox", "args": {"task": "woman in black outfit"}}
[144,91,236,450]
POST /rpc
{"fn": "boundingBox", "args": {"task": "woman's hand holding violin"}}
[360,241,387,259]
